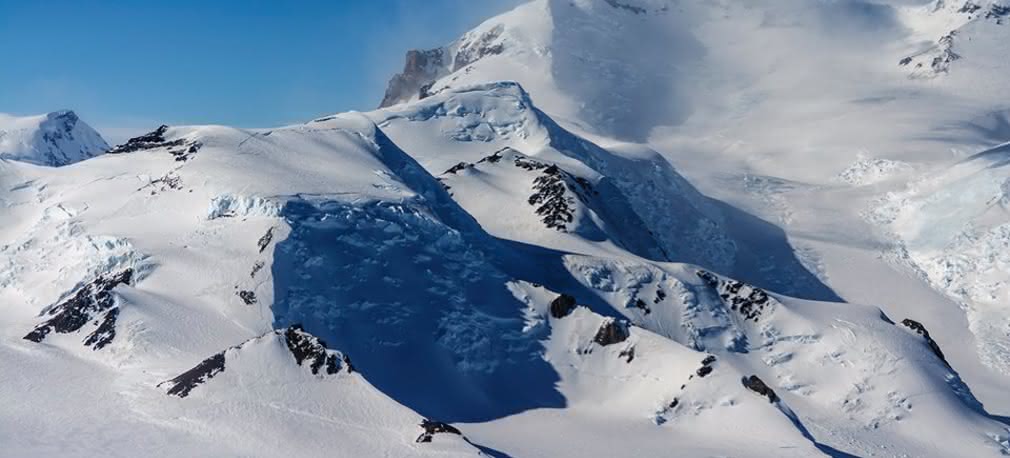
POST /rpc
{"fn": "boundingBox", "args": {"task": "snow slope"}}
[6,0,1010,456]
[0,111,108,166]
[2,80,1009,456]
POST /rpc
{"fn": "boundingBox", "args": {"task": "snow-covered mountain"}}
[0,110,108,166]
[6,0,1010,457]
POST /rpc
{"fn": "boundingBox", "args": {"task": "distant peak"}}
[46,109,78,121]
[0,110,108,166]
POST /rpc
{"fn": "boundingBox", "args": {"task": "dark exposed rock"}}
[594,318,630,346]
[697,270,772,322]
[900,319,950,368]
[161,325,347,398]
[140,172,183,194]
[250,261,265,278]
[108,125,172,152]
[604,0,647,14]
[161,353,226,398]
[987,4,1010,20]
[477,149,507,164]
[379,48,447,108]
[237,290,257,305]
[83,307,120,350]
[742,375,778,402]
[654,288,666,304]
[619,346,636,363]
[528,164,593,232]
[960,2,983,14]
[416,419,462,443]
[632,298,651,315]
[696,355,716,377]
[257,227,275,253]
[418,81,436,100]
[932,32,961,74]
[668,398,679,408]
[169,142,202,162]
[107,125,179,153]
[443,161,472,175]
[550,294,577,319]
[899,56,913,66]
[284,325,343,375]
[453,25,505,71]
[106,125,201,161]
[514,156,548,171]
[24,269,133,350]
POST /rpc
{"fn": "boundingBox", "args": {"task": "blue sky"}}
[0,0,522,142]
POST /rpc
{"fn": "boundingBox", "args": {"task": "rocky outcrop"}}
[518,158,596,232]
[237,290,257,305]
[415,419,462,443]
[900,319,950,368]
[593,318,630,346]
[257,227,275,253]
[550,294,577,319]
[378,49,448,108]
[632,298,652,315]
[604,0,647,14]
[986,4,1010,21]
[24,269,133,350]
[443,161,471,175]
[161,353,227,398]
[529,165,582,231]
[619,346,636,363]
[696,355,716,378]
[742,375,778,403]
[161,325,350,398]
[697,270,773,322]
[900,2,1010,77]
[377,22,512,108]
[452,25,505,71]
[106,125,201,161]
[283,325,344,376]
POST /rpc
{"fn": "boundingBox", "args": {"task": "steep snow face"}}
[378,0,703,141]
[0,111,109,166]
[370,82,840,301]
[436,146,669,261]
[370,82,738,273]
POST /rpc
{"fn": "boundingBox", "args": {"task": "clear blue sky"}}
[0,0,522,142]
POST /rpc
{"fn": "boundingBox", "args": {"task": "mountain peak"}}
[46,109,80,124]
[0,110,109,166]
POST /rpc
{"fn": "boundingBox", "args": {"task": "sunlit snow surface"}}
[5,0,1010,457]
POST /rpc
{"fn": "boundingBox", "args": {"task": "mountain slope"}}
[6,0,1010,456]
[2,82,1010,455]
[0,110,108,166]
